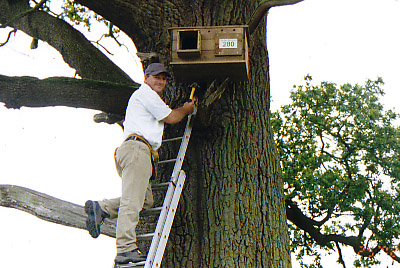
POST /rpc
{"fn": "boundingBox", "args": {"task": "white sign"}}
[219,38,238,49]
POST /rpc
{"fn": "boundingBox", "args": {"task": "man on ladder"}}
[84,63,197,265]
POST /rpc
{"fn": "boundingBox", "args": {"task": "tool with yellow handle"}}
[190,87,195,100]
[189,87,197,115]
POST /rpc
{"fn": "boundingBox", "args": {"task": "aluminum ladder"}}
[115,97,196,268]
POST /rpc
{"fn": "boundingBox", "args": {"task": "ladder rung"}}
[152,182,171,191]
[162,136,183,143]
[137,232,154,241]
[141,206,162,216]
[158,158,176,164]
[115,260,146,268]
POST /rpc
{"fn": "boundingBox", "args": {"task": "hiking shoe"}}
[114,249,146,264]
[84,200,108,238]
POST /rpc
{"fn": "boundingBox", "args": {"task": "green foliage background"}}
[272,76,400,267]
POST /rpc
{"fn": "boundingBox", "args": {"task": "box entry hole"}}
[179,31,199,50]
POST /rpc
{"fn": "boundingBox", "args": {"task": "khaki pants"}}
[99,140,154,253]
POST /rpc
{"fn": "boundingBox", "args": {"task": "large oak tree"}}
[0,0,304,267]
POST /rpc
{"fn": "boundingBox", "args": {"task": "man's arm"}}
[163,100,196,124]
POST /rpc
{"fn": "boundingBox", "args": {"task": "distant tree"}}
[272,76,400,268]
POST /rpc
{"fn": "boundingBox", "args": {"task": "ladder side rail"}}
[120,182,177,268]
[144,179,177,268]
[169,114,193,184]
[151,170,186,268]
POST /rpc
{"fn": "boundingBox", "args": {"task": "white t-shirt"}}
[123,83,172,150]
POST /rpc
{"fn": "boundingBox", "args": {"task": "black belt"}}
[125,136,147,144]
[123,135,158,179]
[124,134,159,159]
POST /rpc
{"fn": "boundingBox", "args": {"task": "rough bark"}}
[177,21,290,268]
[0,0,134,84]
[0,0,306,267]
[0,184,117,237]
[74,0,184,50]
[0,184,167,242]
[0,75,137,114]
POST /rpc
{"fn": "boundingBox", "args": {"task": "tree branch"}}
[286,199,400,263]
[74,0,180,50]
[0,184,116,238]
[0,184,164,242]
[315,207,334,227]
[0,0,47,27]
[335,241,347,268]
[93,112,124,126]
[0,75,137,115]
[0,0,134,84]
[286,199,359,249]
[0,28,16,47]
[248,0,305,33]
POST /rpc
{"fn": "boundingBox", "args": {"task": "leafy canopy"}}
[33,0,117,34]
[272,75,400,267]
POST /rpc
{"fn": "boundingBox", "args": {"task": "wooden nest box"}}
[169,25,249,82]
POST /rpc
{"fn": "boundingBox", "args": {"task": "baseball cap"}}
[144,63,170,76]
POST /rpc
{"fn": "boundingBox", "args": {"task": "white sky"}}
[1,0,400,267]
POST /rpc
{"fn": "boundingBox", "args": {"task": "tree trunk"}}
[127,1,291,267]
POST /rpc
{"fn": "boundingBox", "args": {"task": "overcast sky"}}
[1,0,400,267]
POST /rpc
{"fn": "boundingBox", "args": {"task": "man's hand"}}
[183,97,198,114]
[163,97,198,124]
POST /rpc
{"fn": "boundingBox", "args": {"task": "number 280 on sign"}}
[219,39,238,49]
